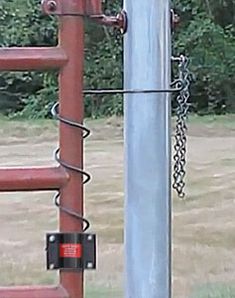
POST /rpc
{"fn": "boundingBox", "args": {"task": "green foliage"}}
[0,0,57,116]
[84,25,123,118]
[173,0,235,114]
[0,0,234,117]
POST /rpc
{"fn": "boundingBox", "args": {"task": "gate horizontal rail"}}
[0,47,67,71]
[0,0,106,296]
[0,285,69,298]
[0,167,69,191]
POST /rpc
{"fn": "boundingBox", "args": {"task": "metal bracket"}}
[90,10,128,34]
[171,9,180,30]
[46,233,96,271]
[41,0,128,34]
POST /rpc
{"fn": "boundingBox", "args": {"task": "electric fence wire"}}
[51,55,191,232]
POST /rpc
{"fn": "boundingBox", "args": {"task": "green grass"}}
[191,284,235,298]
[186,114,235,127]
[85,284,235,298]
[86,287,122,298]
[0,113,234,138]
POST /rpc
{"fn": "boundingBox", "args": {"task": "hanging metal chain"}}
[173,55,191,198]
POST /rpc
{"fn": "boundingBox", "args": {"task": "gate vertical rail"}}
[59,5,85,298]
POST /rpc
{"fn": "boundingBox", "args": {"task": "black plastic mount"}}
[46,233,96,271]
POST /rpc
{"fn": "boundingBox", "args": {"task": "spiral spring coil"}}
[51,102,91,232]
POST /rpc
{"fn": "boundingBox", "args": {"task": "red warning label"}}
[60,244,82,258]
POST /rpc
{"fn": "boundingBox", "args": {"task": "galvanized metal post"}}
[124,0,172,298]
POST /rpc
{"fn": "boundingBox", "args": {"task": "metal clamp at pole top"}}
[41,0,128,34]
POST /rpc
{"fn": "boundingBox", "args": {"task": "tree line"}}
[0,0,234,118]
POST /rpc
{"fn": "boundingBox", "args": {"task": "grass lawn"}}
[0,114,234,297]
[191,284,235,298]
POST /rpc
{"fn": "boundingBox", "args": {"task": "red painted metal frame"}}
[0,47,67,71]
[0,167,69,191]
[58,5,85,298]
[0,286,69,298]
[0,1,89,297]
[42,0,102,16]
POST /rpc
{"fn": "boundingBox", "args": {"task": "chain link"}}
[173,55,191,198]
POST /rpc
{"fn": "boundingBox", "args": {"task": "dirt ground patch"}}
[0,115,234,297]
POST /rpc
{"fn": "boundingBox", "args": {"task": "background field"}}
[0,115,235,297]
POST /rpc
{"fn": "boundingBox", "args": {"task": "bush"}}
[0,0,234,117]
[173,0,235,114]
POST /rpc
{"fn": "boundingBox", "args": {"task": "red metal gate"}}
[0,1,126,296]
[0,1,87,298]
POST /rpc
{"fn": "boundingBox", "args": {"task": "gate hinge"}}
[42,0,128,34]
[46,233,96,271]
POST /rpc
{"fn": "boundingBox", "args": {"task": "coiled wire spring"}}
[51,103,91,232]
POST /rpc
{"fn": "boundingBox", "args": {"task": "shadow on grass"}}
[191,283,235,298]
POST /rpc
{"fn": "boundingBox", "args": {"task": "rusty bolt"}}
[47,0,57,12]
[117,10,128,34]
